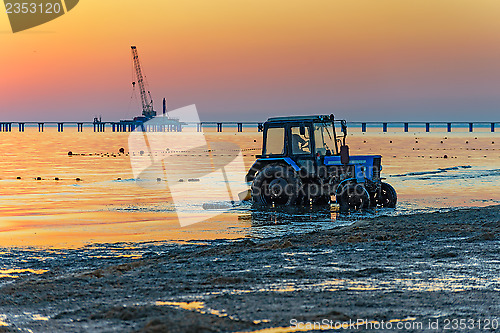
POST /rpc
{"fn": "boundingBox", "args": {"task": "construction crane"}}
[131,46,157,119]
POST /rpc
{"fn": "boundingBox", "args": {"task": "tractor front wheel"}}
[336,183,370,211]
[376,182,397,208]
[251,164,301,206]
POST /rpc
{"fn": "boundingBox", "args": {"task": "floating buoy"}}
[140,150,144,155]
[36,177,41,180]
[117,178,122,180]
[443,155,448,159]
[178,179,184,182]
[68,151,73,156]
[188,178,200,182]
[16,177,21,180]
[76,178,81,181]
[203,202,232,210]
[156,178,161,182]
[55,177,59,180]
[119,148,125,154]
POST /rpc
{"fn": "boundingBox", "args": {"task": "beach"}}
[0,204,498,332]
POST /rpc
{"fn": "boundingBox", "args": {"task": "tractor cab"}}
[246,115,397,210]
[258,115,347,178]
[262,115,344,158]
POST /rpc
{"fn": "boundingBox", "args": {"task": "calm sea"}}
[0,125,498,248]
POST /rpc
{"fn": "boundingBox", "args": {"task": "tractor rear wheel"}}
[251,164,301,206]
[336,183,370,211]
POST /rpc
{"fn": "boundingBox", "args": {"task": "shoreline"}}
[0,205,498,332]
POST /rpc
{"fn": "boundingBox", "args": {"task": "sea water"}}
[0,126,498,248]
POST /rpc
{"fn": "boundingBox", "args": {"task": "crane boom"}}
[131,46,156,119]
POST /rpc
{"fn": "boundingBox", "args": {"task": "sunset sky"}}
[1,0,500,121]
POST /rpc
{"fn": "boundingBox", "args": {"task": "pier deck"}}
[0,121,497,133]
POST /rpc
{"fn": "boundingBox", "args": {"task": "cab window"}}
[265,127,285,155]
[291,126,311,155]
[314,123,335,155]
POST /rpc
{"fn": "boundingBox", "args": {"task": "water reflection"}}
[232,204,359,239]
[239,205,338,227]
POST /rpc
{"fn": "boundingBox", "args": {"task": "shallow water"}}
[0,127,498,249]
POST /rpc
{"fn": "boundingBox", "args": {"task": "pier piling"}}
[1,123,12,132]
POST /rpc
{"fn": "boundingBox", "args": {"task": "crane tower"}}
[131,46,157,119]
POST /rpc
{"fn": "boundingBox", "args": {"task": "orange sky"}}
[1,0,500,121]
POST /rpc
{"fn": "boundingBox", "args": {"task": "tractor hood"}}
[324,155,382,181]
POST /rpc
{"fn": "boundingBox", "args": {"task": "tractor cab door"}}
[289,124,316,175]
[263,125,286,156]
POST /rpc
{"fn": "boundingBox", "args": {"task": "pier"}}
[0,121,497,133]
[352,121,497,133]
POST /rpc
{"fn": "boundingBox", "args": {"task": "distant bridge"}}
[0,121,497,133]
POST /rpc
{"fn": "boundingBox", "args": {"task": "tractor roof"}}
[266,115,342,123]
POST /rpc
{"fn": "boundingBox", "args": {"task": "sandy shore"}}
[0,205,499,332]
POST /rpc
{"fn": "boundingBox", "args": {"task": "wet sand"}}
[0,205,498,332]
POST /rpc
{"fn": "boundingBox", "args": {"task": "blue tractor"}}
[245,115,397,211]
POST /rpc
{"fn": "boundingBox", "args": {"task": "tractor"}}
[245,115,397,211]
